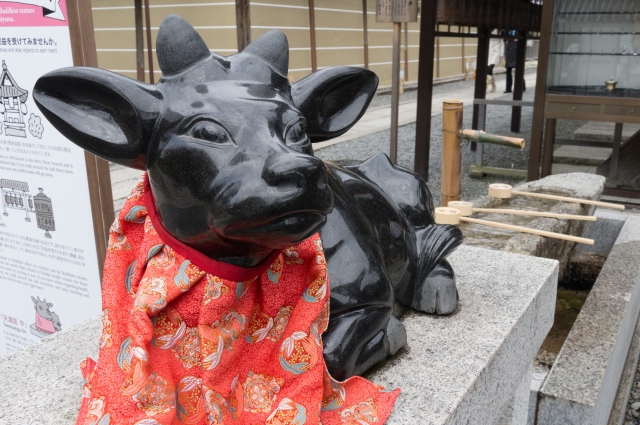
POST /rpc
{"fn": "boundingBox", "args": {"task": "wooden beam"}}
[143,0,154,84]
[235,0,251,52]
[413,0,438,181]
[362,0,369,69]
[528,0,554,181]
[134,0,145,82]
[308,0,317,72]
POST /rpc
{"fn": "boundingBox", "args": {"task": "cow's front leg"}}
[412,259,458,315]
[323,306,406,381]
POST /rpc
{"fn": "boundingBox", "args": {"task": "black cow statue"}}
[33,15,462,381]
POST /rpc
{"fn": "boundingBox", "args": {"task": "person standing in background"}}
[504,30,525,93]
[487,29,503,93]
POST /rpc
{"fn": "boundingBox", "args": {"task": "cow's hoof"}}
[412,260,458,315]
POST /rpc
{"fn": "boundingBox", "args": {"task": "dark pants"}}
[505,67,525,93]
[487,64,495,76]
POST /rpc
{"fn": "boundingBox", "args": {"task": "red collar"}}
[143,175,282,281]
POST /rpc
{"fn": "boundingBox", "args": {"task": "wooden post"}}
[390,22,401,164]
[235,0,251,52]
[413,0,438,181]
[471,27,490,131]
[143,0,154,84]
[528,0,554,181]
[611,123,623,179]
[362,0,369,69]
[66,0,115,278]
[134,0,145,82]
[541,118,556,177]
[308,0,317,72]
[436,35,440,78]
[461,35,465,77]
[441,100,463,206]
[404,22,409,81]
[511,30,527,133]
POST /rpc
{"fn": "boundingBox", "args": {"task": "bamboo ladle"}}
[434,207,595,245]
[488,184,625,210]
[447,201,597,221]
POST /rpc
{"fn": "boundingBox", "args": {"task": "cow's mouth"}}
[224,211,327,243]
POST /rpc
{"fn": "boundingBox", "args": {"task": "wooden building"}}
[91,0,479,87]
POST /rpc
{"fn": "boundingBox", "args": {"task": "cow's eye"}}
[285,120,307,145]
[189,121,232,145]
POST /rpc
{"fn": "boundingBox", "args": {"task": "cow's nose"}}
[262,151,327,193]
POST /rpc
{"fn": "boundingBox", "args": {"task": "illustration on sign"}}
[0,1,65,21]
[30,295,61,338]
[0,60,44,138]
[0,179,55,237]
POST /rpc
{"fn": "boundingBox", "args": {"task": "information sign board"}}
[0,0,108,356]
[376,0,418,23]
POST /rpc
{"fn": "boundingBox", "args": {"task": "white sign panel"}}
[0,0,102,356]
[376,0,419,23]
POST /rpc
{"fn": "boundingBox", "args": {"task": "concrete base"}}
[0,245,558,425]
[536,215,640,425]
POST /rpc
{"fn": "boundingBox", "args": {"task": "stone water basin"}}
[456,173,605,279]
[459,195,559,251]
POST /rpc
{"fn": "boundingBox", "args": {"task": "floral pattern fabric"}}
[76,174,399,425]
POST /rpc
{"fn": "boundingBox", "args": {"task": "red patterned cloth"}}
[77,174,399,425]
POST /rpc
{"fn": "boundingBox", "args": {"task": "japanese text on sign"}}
[376,0,418,23]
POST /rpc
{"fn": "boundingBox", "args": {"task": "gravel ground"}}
[626,368,640,424]
[315,67,585,205]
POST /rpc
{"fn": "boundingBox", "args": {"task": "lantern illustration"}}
[0,61,28,138]
[34,188,55,238]
[0,179,32,222]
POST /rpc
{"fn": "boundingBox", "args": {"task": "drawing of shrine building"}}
[0,60,28,138]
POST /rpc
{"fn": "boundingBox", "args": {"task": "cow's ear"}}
[34,67,163,170]
[292,66,378,143]
[31,296,36,304]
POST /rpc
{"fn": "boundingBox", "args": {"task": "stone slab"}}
[0,245,558,425]
[537,215,640,425]
[528,366,550,425]
[551,163,598,175]
[553,145,610,166]
[607,312,640,425]
[573,122,640,142]
[578,209,627,256]
[368,245,558,425]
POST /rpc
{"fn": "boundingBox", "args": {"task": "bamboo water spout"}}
[440,98,526,206]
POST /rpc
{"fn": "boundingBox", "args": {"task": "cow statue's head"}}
[34,15,378,267]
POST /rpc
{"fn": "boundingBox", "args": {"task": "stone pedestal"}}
[0,245,558,425]
[369,245,558,425]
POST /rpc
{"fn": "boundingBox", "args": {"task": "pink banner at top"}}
[0,0,67,27]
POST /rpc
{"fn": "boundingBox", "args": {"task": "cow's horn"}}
[156,15,210,77]
[243,30,289,78]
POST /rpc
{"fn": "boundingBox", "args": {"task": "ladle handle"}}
[460,216,595,245]
[471,208,597,221]
[511,190,624,210]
